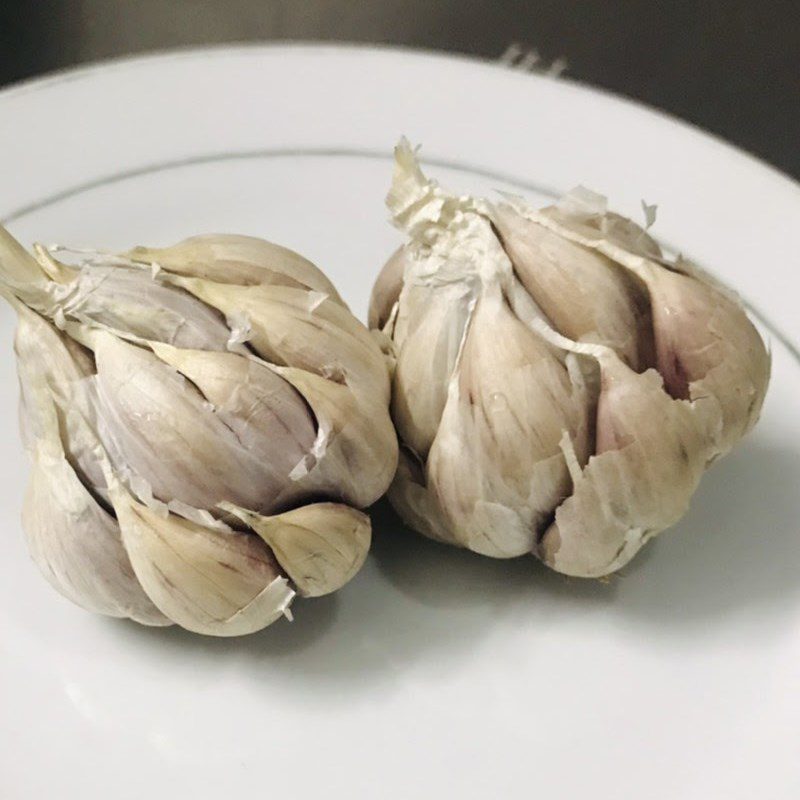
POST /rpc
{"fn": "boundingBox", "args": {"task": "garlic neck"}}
[388,139,513,290]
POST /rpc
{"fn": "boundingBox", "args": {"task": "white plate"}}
[1,45,798,799]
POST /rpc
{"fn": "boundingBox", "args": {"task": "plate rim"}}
[1,42,797,363]
[2,40,800,800]
[1,40,798,200]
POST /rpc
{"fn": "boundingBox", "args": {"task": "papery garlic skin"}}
[538,343,718,576]
[128,234,344,300]
[371,140,769,577]
[1,228,397,635]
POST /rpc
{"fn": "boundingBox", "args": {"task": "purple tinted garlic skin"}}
[370,141,769,578]
[0,227,397,635]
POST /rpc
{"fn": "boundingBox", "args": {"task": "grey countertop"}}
[1,0,797,178]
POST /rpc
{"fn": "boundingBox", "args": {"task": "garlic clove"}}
[36,254,232,352]
[645,265,770,453]
[523,201,770,454]
[386,449,460,546]
[13,299,93,439]
[112,487,293,636]
[382,142,598,557]
[368,246,406,331]
[13,302,113,502]
[220,502,371,598]
[493,202,654,371]
[390,277,476,459]
[91,332,291,514]
[148,342,318,505]
[23,450,170,626]
[276,366,399,509]
[539,347,717,577]
[426,281,591,558]
[173,278,391,402]
[126,233,344,303]
[19,368,168,625]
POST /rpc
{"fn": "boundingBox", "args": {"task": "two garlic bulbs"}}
[2,139,770,636]
[0,228,398,635]
[370,141,769,577]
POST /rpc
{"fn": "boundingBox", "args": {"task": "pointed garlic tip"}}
[0,225,50,305]
[368,246,406,330]
[221,501,371,598]
[126,233,344,303]
[112,487,294,636]
[31,243,78,283]
[387,137,429,216]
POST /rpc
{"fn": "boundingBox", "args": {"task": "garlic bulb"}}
[370,141,769,577]
[1,228,397,634]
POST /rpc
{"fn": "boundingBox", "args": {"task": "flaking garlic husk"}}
[0,225,397,635]
[370,139,770,577]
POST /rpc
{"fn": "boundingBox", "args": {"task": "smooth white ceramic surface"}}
[0,45,798,799]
